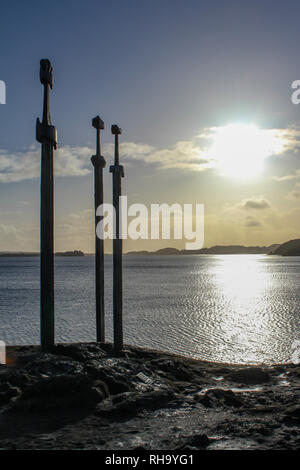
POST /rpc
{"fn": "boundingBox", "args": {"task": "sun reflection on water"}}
[204,255,289,364]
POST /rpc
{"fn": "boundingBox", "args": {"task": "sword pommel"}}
[111,125,122,135]
[92,116,104,130]
[40,59,53,89]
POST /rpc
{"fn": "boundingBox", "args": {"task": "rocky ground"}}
[0,342,299,450]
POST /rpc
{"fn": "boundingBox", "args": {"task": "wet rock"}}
[1,343,299,450]
[55,343,107,362]
[97,389,176,417]
[244,405,279,414]
[150,358,194,382]
[86,365,132,395]
[197,388,242,408]
[0,382,21,405]
[282,406,300,424]
[215,367,230,375]
[24,356,84,378]
[256,426,272,436]
[6,372,32,388]
[229,368,270,385]
[12,374,107,411]
[185,433,210,449]
[176,433,210,450]
[175,445,198,451]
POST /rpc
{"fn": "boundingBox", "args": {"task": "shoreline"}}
[5,342,293,367]
[0,342,299,450]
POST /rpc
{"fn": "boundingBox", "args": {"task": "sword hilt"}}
[91,116,106,168]
[111,125,122,166]
[36,59,57,148]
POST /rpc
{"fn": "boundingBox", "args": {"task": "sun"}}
[210,123,284,178]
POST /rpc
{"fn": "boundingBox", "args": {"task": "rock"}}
[0,382,21,405]
[229,368,270,385]
[197,388,242,408]
[6,372,32,388]
[185,433,210,449]
[85,364,132,395]
[97,389,176,417]
[55,343,107,362]
[215,367,230,375]
[150,358,194,382]
[282,406,300,424]
[256,426,272,436]
[93,370,131,394]
[175,445,198,451]
[12,374,107,411]
[24,356,84,378]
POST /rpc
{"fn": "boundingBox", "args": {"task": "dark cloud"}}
[245,216,261,227]
[243,198,271,210]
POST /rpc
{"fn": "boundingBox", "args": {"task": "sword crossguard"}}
[36,118,58,149]
[91,154,106,168]
[109,164,124,177]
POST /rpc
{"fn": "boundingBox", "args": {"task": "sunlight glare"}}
[210,124,284,178]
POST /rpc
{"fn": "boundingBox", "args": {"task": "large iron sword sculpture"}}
[36,59,57,349]
[91,116,106,342]
[110,125,124,352]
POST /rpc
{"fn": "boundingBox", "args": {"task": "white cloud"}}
[0,144,92,183]
[108,140,212,171]
[1,124,299,183]
[272,169,300,182]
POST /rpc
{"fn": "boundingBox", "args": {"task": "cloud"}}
[0,139,213,183]
[0,223,20,249]
[0,223,18,238]
[272,169,300,182]
[113,140,212,171]
[55,208,95,252]
[240,197,271,210]
[0,144,92,183]
[286,190,300,200]
[1,124,299,183]
[245,216,261,227]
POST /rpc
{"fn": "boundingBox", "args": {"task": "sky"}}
[0,0,300,252]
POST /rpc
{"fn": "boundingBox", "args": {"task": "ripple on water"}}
[0,254,299,364]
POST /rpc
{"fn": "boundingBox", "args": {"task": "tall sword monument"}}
[91,116,106,342]
[110,125,124,352]
[36,59,57,349]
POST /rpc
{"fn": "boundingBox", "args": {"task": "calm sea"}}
[0,254,299,364]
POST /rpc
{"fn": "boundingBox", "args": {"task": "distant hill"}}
[126,245,279,255]
[0,250,85,257]
[0,252,39,257]
[271,239,300,256]
[55,250,84,257]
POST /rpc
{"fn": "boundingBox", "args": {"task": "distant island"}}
[126,244,280,256]
[269,239,300,256]
[55,251,84,257]
[0,252,40,257]
[1,241,299,257]
[0,250,85,257]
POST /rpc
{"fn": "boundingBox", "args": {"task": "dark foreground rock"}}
[0,342,299,450]
[229,368,271,385]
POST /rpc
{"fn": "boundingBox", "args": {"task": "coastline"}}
[0,342,299,450]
